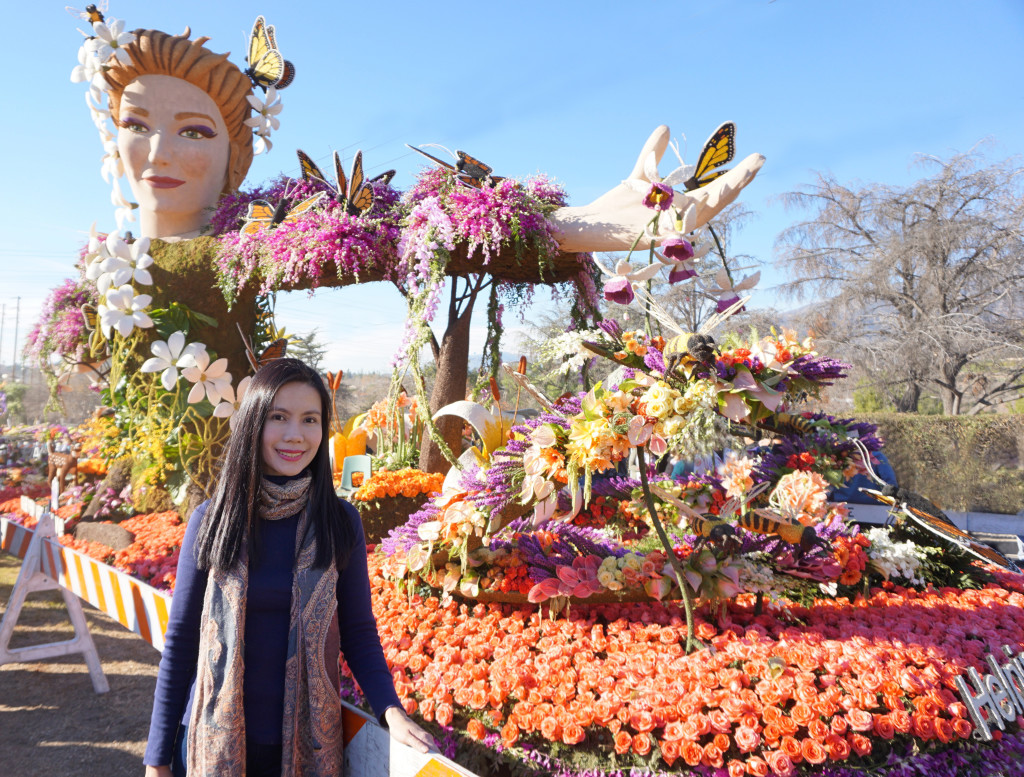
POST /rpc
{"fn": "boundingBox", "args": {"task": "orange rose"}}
[953,718,973,739]
[846,708,873,732]
[745,755,770,777]
[501,721,519,747]
[540,715,560,741]
[614,730,633,755]
[823,732,850,760]
[663,720,685,741]
[630,709,656,732]
[848,732,872,757]
[702,742,724,769]
[765,750,795,777]
[789,701,815,728]
[632,733,653,756]
[561,722,586,745]
[436,702,453,727]
[911,712,935,740]
[934,717,954,744]
[660,738,680,766]
[890,709,912,734]
[734,725,760,753]
[466,719,487,741]
[873,714,895,740]
[801,737,827,764]
[780,735,802,762]
[682,740,704,767]
[727,759,746,777]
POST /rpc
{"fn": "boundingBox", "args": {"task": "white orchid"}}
[71,42,106,104]
[592,257,662,306]
[253,133,273,155]
[86,92,113,138]
[213,377,252,429]
[89,18,134,66]
[140,332,206,391]
[701,268,761,313]
[182,351,233,405]
[99,284,153,338]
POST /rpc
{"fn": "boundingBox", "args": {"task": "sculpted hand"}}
[384,705,436,754]
[548,125,765,253]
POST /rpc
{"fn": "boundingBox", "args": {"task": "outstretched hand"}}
[384,705,437,754]
[548,125,765,253]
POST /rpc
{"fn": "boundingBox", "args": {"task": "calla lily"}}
[140,331,206,392]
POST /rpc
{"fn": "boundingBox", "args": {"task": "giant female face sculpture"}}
[103,29,254,240]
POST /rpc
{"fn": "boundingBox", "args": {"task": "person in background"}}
[831,450,899,504]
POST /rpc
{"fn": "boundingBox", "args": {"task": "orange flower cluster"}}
[834,535,871,586]
[111,511,185,591]
[359,553,1024,773]
[352,468,444,501]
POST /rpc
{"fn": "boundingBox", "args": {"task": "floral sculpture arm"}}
[547,125,765,253]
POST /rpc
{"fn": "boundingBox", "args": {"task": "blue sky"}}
[2,0,1023,374]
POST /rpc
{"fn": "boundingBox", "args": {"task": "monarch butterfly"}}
[240,192,325,236]
[296,149,376,216]
[237,323,289,373]
[682,122,735,191]
[245,16,295,91]
[860,485,1020,573]
[80,303,98,332]
[406,144,504,188]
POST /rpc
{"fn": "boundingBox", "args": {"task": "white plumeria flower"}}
[100,138,123,182]
[213,376,252,429]
[141,332,206,392]
[106,233,154,286]
[111,180,137,229]
[182,350,232,405]
[71,42,102,85]
[245,87,282,134]
[90,18,134,65]
[99,284,153,338]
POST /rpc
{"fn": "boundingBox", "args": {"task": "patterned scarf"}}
[188,473,343,776]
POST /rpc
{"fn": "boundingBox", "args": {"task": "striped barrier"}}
[341,702,477,777]
[1,501,171,652]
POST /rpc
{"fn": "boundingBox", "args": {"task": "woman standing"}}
[144,358,432,776]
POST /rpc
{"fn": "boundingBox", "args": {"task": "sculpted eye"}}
[180,125,217,140]
[120,118,149,134]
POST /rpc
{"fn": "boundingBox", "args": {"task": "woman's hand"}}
[383,705,436,753]
[548,125,765,253]
[145,766,173,777]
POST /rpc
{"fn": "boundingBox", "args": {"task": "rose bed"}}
[4,501,1024,776]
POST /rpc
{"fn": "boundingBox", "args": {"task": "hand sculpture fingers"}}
[668,152,766,231]
[626,125,671,182]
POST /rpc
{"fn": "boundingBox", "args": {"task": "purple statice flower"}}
[642,181,673,210]
[24,278,96,366]
[591,475,641,499]
[379,502,440,556]
[789,353,851,386]
[598,319,622,339]
[643,345,666,374]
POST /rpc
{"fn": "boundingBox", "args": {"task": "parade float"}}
[3,7,1024,777]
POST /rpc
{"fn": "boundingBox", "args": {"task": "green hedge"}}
[857,413,1024,514]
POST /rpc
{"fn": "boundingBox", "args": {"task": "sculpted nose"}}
[148,131,172,167]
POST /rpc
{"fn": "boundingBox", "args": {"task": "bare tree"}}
[776,148,1024,414]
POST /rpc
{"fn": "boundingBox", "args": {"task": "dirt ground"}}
[0,553,161,777]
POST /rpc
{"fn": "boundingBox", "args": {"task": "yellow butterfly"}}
[245,15,295,91]
[240,192,325,236]
[659,122,737,192]
[296,149,379,216]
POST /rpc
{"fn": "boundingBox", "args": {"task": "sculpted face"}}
[117,74,230,239]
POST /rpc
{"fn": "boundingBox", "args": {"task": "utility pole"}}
[11,297,19,382]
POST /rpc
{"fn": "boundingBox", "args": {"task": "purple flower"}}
[661,237,694,261]
[603,277,635,305]
[668,262,697,283]
[643,181,674,210]
[716,293,744,313]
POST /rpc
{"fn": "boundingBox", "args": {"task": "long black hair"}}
[194,358,354,571]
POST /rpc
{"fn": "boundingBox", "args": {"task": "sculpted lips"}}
[144,175,185,189]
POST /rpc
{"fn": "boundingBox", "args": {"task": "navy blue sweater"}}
[143,495,400,767]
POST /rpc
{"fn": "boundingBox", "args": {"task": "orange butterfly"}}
[240,192,325,236]
[236,323,289,372]
[860,485,1020,573]
[406,144,504,189]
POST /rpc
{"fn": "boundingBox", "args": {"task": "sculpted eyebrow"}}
[175,111,216,123]
[122,106,150,116]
